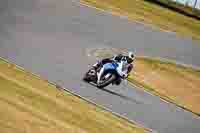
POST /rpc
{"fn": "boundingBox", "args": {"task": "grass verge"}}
[149,0,200,20]
[81,0,200,40]
[0,58,148,133]
[128,57,200,116]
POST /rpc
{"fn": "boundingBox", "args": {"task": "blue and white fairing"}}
[102,60,129,78]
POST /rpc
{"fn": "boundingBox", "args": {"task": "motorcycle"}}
[83,62,123,88]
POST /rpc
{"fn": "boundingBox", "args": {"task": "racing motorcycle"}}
[83,62,124,88]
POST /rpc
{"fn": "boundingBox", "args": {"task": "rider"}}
[92,51,135,85]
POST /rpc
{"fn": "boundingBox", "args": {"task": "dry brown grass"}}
[0,58,148,133]
[129,57,200,115]
[81,0,200,40]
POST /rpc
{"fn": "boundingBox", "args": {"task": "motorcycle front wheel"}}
[83,69,97,82]
[97,73,116,88]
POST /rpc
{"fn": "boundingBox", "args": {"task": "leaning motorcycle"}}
[83,62,123,88]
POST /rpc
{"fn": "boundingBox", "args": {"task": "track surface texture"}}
[0,0,200,133]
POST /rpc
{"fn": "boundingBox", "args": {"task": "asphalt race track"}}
[0,0,200,132]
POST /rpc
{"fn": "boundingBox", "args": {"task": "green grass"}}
[0,58,148,133]
[81,0,200,40]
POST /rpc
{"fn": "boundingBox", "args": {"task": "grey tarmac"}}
[0,0,200,133]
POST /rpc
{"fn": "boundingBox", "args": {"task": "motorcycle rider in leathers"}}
[92,51,135,85]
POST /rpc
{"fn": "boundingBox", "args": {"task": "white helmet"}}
[128,51,135,61]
